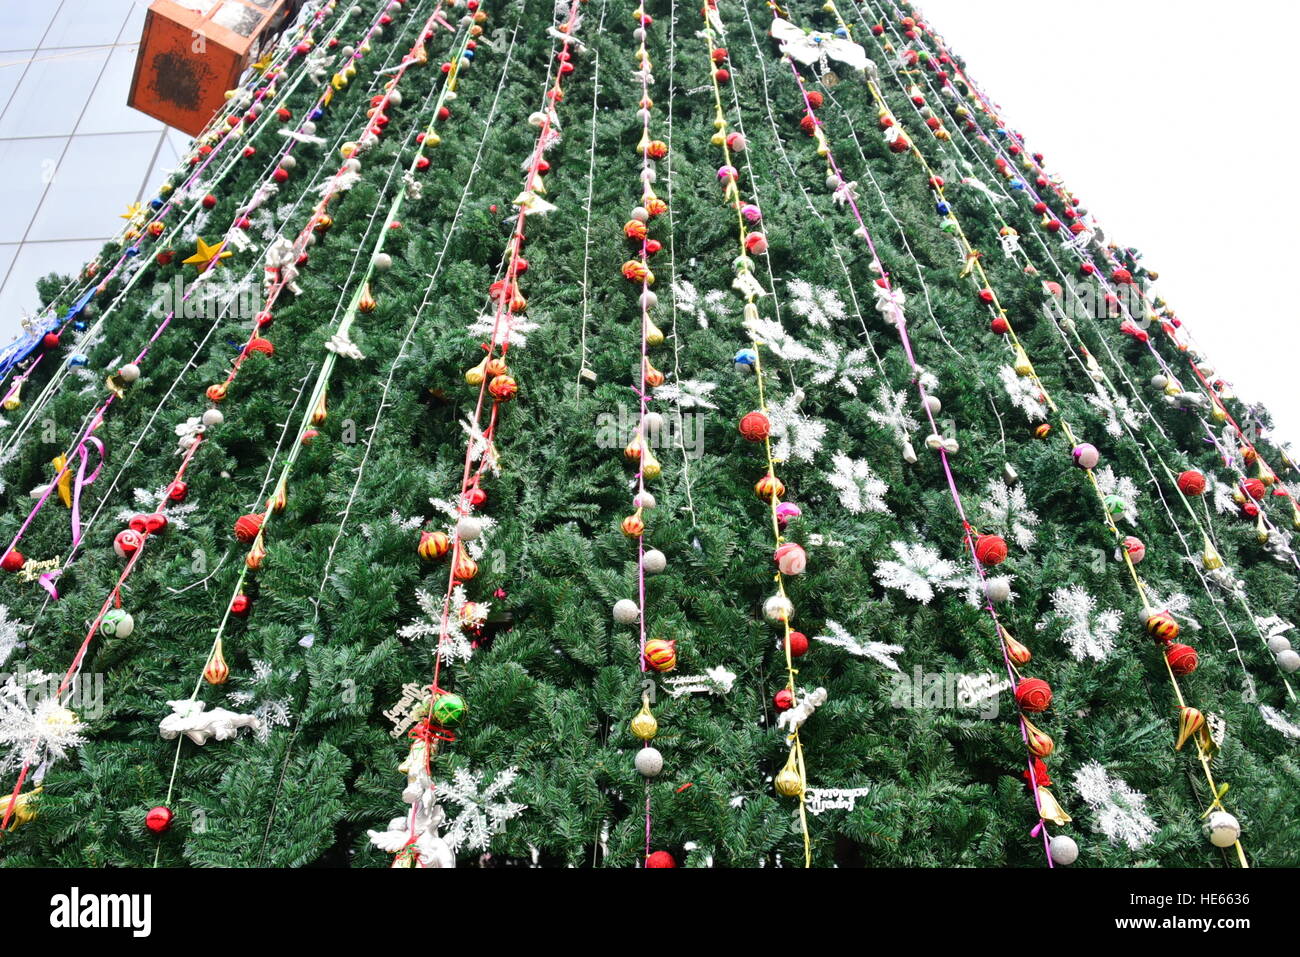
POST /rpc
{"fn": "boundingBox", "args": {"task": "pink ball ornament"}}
[744,232,768,255]
[717,165,737,182]
[741,203,762,223]
[774,542,807,576]
[1071,443,1100,469]
[1122,535,1146,564]
[775,502,802,526]
[726,132,747,152]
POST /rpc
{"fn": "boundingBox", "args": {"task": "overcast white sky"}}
[916,0,1300,448]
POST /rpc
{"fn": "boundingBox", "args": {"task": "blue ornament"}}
[150,198,164,210]
[125,245,139,257]
[463,49,474,59]
[1009,179,1025,191]
[935,201,950,216]
[68,354,88,368]
[310,107,325,120]
[73,322,86,331]
[834,26,847,37]
[734,348,758,371]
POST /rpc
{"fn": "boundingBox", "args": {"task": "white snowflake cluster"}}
[812,621,902,671]
[873,540,960,605]
[654,379,718,410]
[467,312,541,350]
[998,365,1047,422]
[978,479,1039,550]
[0,605,29,668]
[765,391,826,463]
[1038,585,1123,661]
[785,279,847,329]
[825,453,889,514]
[1259,705,1300,740]
[436,766,527,852]
[398,585,487,665]
[1072,761,1158,850]
[672,279,729,329]
[0,671,85,776]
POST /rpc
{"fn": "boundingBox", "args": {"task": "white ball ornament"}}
[99,609,135,638]
[613,599,640,625]
[373,252,392,271]
[1267,634,1292,654]
[984,577,1012,603]
[1205,811,1241,848]
[633,491,656,509]
[1048,835,1079,865]
[202,408,224,427]
[642,412,665,433]
[922,394,942,415]
[643,549,666,574]
[1276,649,1300,674]
[1150,374,1169,390]
[387,89,402,107]
[119,363,141,383]
[456,516,482,541]
[635,747,663,777]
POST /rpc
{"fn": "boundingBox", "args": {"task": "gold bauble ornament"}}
[630,696,657,740]
[774,748,803,798]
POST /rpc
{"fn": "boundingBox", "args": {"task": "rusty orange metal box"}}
[128,0,294,136]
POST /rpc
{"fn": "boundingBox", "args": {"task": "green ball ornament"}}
[100,609,135,638]
[432,692,467,726]
[1103,494,1126,517]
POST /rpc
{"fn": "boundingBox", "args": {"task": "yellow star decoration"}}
[120,202,146,224]
[183,238,232,270]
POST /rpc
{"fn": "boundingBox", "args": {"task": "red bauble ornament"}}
[272,167,289,184]
[990,316,1010,335]
[786,631,809,658]
[738,411,771,442]
[774,689,795,711]
[1,549,24,572]
[230,594,251,617]
[146,805,174,834]
[714,68,730,83]
[1243,478,1265,500]
[1166,642,1199,676]
[234,513,263,543]
[245,337,274,358]
[806,90,823,108]
[974,534,1008,566]
[1014,677,1052,713]
[977,288,994,304]
[167,481,188,503]
[114,529,144,559]
[202,194,217,209]
[1176,470,1206,496]
[646,850,676,868]
[42,332,60,349]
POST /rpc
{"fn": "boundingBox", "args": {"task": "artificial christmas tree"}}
[0,0,1297,869]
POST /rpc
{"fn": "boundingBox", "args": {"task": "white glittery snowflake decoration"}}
[654,379,718,410]
[1095,466,1140,525]
[1142,587,1200,631]
[436,766,527,852]
[467,312,541,350]
[978,479,1039,550]
[825,453,889,514]
[398,585,485,665]
[1259,705,1300,740]
[0,606,29,669]
[0,671,86,776]
[998,365,1047,422]
[1086,381,1142,439]
[672,279,728,329]
[1072,761,1158,850]
[799,340,874,396]
[1039,585,1123,661]
[874,540,960,605]
[766,390,826,463]
[785,278,846,329]
[812,621,903,671]
[866,384,919,444]
[744,315,806,361]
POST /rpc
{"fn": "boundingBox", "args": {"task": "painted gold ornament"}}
[1175,705,1205,751]
[1021,716,1054,758]
[1035,787,1071,825]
